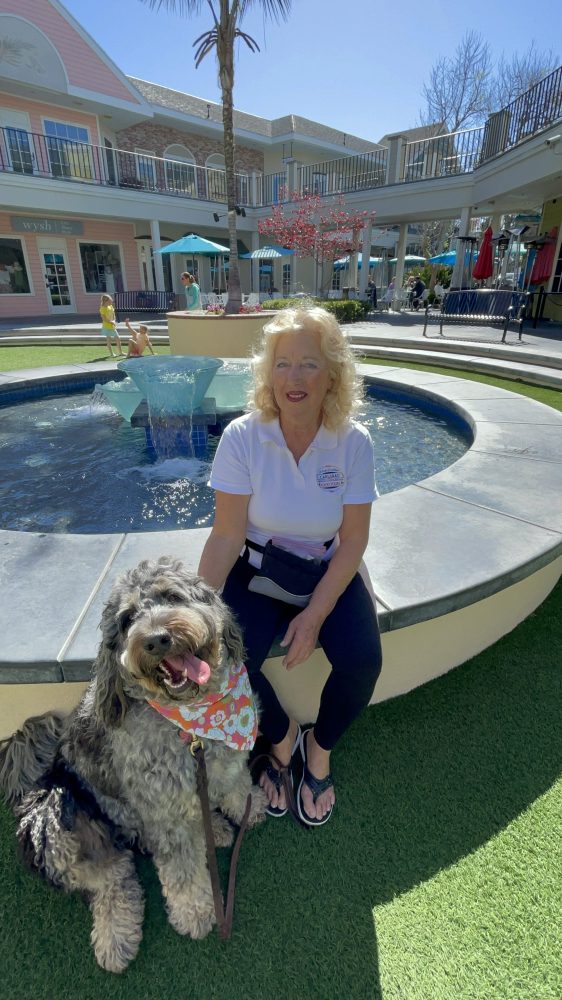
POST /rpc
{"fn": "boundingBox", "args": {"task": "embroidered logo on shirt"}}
[316,465,345,491]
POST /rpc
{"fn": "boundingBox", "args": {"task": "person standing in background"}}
[181,272,202,311]
[99,294,123,358]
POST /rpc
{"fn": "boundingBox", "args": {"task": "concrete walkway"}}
[346,311,562,389]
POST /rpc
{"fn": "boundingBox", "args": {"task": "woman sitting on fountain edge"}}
[197,307,382,826]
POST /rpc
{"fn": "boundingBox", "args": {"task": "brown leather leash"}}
[190,737,251,940]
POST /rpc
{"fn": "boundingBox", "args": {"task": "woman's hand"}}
[280,607,325,670]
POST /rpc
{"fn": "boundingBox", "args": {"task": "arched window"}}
[164,144,196,196]
[205,153,226,202]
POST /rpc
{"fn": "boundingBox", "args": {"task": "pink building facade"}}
[0,0,381,318]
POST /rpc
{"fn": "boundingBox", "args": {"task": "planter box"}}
[167,310,276,358]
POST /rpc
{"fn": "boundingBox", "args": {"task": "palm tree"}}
[142,1,292,313]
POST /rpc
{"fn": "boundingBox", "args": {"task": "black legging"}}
[222,555,382,751]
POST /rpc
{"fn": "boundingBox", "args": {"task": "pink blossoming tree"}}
[259,193,375,296]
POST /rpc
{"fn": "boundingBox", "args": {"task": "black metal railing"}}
[401,127,485,182]
[259,171,288,205]
[298,150,387,197]
[480,65,562,161]
[0,127,252,205]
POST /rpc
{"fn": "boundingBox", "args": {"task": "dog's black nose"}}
[144,632,172,655]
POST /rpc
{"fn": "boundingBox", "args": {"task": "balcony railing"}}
[0,128,252,205]
[481,65,562,161]
[258,171,288,206]
[298,150,388,197]
[1,65,561,212]
[401,127,485,182]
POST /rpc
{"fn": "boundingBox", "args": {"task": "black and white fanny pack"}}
[245,538,332,607]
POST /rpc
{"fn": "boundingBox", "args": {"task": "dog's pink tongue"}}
[167,653,210,685]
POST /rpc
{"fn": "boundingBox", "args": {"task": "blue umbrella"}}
[428,250,478,265]
[334,255,384,270]
[156,233,230,255]
[240,245,295,259]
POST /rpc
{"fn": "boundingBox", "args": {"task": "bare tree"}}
[490,43,559,109]
[141,0,292,314]
[421,30,493,133]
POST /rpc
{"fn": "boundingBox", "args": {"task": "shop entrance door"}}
[37,239,75,313]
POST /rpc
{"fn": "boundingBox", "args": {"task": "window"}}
[164,144,196,196]
[79,243,124,294]
[44,119,92,180]
[0,237,31,294]
[282,262,291,295]
[134,148,156,188]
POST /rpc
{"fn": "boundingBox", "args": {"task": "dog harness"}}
[148,662,258,752]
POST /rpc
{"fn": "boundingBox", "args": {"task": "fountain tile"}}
[0,531,121,682]
[369,487,561,627]
[419,450,562,532]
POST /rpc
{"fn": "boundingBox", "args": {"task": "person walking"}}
[180,272,202,311]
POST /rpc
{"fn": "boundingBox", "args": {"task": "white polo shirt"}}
[209,411,376,565]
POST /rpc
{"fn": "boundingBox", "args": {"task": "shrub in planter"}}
[262,298,368,323]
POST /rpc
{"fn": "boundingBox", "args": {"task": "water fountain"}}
[96,356,251,458]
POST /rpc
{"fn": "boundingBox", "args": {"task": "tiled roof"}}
[128,77,378,151]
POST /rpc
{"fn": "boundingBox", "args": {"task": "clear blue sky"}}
[63,0,560,143]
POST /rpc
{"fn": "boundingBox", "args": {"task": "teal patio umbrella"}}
[334,255,384,269]
[389,254,426,265]
[428,250,457,265]
[157,233,230,290]
[157,233,230,257]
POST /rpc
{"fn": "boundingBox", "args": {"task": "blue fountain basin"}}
[208,362,251,412]
[118,356,223,414]
[95,379,144,422]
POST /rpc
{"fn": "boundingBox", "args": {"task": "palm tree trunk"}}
[218,2,242,315]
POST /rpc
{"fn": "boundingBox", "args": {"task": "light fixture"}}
[213,206,246,222]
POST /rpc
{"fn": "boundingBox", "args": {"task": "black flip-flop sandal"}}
[262,725,301,818]
[297,727,334,827]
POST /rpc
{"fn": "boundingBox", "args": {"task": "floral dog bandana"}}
[148,662,258,752]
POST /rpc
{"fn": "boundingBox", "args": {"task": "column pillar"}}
[251,230,260,295]
[392,222,408,310]
[450,206,471,290]
[359,218,373,297]
[150,219,165,291]
[385,134,406,184]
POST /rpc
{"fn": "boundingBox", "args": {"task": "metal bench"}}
[113,290,180,319]
[423,289,529,343]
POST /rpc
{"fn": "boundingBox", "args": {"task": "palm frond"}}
[235,29,260,53]
[239,0,292,22]
[139,0,206,14]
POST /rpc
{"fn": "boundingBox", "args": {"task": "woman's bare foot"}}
[300,729,335,823]
[259,720,299,812]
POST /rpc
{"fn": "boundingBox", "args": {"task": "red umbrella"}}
[530,227,558,284]
[472,225,493,281]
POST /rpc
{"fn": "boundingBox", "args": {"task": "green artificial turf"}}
[0,344,170,370]
[1,579,560,1000]
[0,347,560,998]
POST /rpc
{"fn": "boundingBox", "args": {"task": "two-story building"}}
[1,0,562,320]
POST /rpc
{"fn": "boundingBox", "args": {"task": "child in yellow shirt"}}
[99,294,123,357]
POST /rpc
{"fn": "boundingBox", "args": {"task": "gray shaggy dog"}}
[0,557,266,973]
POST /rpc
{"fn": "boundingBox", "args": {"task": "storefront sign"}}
[10,217,84,236]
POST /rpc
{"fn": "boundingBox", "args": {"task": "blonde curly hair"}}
[249,307,362,430]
